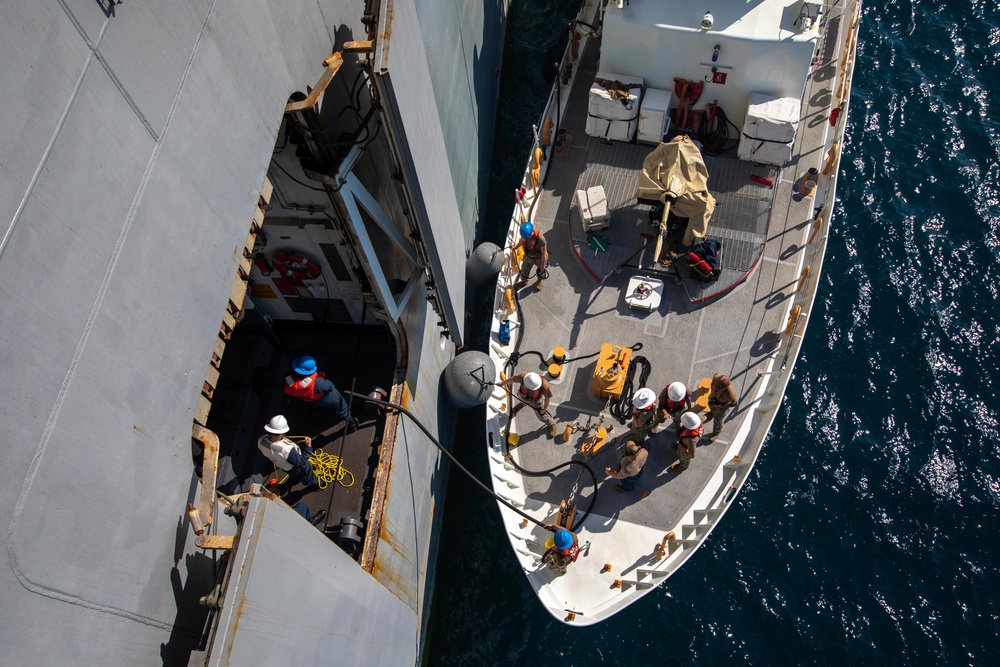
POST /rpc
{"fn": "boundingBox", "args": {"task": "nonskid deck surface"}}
[501,35,822,537]
[487,0,858,625]
[506,228,795,531]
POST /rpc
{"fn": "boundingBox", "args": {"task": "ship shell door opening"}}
[193,52,429,565]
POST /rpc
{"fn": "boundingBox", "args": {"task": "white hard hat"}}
[667,382,687,402]
[632,387,656,410]
[264,414,290,434]
[680,411,701,430]
[524,372,543,391]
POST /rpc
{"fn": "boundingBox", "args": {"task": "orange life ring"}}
[273,250,322,280]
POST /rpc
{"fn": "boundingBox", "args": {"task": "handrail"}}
[285,52,344,113]
[192,425,220,529]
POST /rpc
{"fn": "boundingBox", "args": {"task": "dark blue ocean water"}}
[427,1,1000,664]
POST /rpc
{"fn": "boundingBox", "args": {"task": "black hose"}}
[608,355,652,425]
[563,342,643,364]
[507,349,546,367]
[505,281,598,533]
[696,103,741,156]
[344,391,549,530]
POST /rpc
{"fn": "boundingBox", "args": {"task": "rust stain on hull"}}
[371,515,419,612]
[360,376,407,572]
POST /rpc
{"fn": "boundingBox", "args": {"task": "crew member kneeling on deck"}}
[705,373,737,442]
[257,415,319,489]
[497,371,559,438]
[513,222,548,291]
[629,388,657,442]
[651,382,692,434]
[284,355,359,434]
[541,524,580,573]
[669,411,704,473]
[606,437,648,492]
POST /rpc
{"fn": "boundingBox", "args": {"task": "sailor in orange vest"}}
[541,524,581,574]
[669,411,704,473]
[629,388,657,442]
[284,356,359,433]
[650,381,692,434]
[496,371,559,438]
[512,222,548,291]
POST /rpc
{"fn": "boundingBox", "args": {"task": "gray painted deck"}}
[504,32,824,533]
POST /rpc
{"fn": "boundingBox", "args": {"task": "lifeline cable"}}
[344,391,550,530]
[505,281,598,533]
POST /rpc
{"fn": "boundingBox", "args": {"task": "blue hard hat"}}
[554,529,572,550]
[292,356,318,375]
[519,222,534,239]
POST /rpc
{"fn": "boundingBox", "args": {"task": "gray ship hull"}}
[0,0,505,664]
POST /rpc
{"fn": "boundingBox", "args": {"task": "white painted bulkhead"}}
[600,0,816,127]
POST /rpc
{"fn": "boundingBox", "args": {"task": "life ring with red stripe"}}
[273,250,322,280]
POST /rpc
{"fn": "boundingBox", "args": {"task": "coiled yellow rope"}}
[308,448,355,489]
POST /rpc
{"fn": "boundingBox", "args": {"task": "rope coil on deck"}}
[309,449,355,489]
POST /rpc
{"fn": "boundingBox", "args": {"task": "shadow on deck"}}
[205,310,396,560]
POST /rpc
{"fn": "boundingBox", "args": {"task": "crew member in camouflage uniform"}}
[497,371,558,438]
[606,438,648,492]
[650,381,691,433]
[513,222,548,291]
[704,373,738,442]
[669,411,704,473]
[629,387,657,443]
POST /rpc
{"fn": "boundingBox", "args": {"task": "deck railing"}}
[617,0,866,591]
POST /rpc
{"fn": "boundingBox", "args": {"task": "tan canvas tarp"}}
[635,135,716,245]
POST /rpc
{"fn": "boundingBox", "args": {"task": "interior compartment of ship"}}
[204,311,395,560]
[193,52,417,561]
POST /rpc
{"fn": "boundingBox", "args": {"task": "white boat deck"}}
[486,0,859,624]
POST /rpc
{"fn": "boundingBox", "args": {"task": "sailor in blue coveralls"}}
[284,355,358,433]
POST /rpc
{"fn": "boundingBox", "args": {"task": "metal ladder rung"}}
[636,568,668,579]
[496,492,523,508]
[515,546,540,562]
[493,473,520,489]
[489,452,516,471]
[693,508,723,522]
[682,524,711,536]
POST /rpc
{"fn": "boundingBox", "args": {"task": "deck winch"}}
[591,342,632,400]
